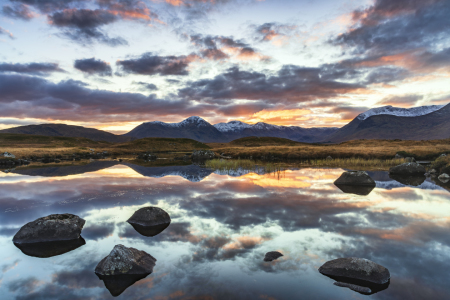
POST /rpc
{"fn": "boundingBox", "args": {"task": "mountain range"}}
[1,103,449,143]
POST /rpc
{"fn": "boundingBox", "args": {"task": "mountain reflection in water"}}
[0,163,450,299]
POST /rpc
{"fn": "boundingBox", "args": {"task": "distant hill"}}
[125,116,338,143]
[325,103,450,142]
[0,124,130,143]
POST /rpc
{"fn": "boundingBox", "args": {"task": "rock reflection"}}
[389,174,426,186]
[96,273,150,297]
[334,184,375,196]
[322,274,390,295]
[14,237,86,258]
[128,222,171,237]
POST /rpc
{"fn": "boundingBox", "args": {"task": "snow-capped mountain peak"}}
[357,105,444,121]
[214,120,252,132]
[146,116,210,128]
[214,120,283,132]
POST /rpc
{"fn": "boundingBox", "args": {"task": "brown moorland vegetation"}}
[0,134,209,158]
[209,137,450,161]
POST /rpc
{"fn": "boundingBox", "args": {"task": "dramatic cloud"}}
[179,65,365,104]
[0,74,188,121]
[378,94,423,107]
[117,52,199,76]
[253,22,297,45]
[336,0,450,56]
[0,26,14,39]
[2,3,35,20]
[48,8,127,46]
[9,0,84,13]
[190,34,269,61]
[133,81,158,91]
[74,58,112,76]
[0,62,64,75]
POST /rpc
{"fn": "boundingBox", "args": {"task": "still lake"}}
[1,162,449,300]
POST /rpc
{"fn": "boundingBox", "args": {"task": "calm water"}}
[1,162,450,300]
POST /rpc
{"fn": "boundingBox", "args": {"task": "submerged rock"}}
[129,223,170,237]
[388,163,426,176]
[14,237,85,258]
[13,214,85,244]
[319,258,390,285]
[334,171,376,186]
[264,251,284,262]
[95,244,156,276]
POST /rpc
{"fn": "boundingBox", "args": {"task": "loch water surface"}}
[1,162,449,300]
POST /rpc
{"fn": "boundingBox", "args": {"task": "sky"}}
[0,0,449,134]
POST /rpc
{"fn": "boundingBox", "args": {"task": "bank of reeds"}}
[306,157,407,170]
[205,159,284,174]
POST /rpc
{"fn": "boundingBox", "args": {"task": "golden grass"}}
[305,158,407,170]
[0,134,210,158]
[205,159,284,174]
[210,138,450,161]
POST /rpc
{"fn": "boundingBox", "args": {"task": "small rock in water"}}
[334,171,376,186]
[264,251,284,262]
[127,207,171,227]
[438,173,450,183]
[319,257,390,285]
[127,207,171,237]
[334,282,372,295]
[326,156,333,161]
[13,214,85,244]
[389,162,426,176]
[95,244,156,276]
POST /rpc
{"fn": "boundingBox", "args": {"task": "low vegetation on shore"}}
[205,159,284,174]
[2,134,449,172]
[210,137,450,161]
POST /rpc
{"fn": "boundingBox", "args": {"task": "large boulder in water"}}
[95,245,157,297]
[389,162,426,176]
[13,214,85,244]
[95,244,156,276]
[319,257,390,285]
[127,207,171,237]
[334,171,376,186]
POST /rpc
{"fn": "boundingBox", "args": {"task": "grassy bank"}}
[0,134,210,158]
[209,137,450,161]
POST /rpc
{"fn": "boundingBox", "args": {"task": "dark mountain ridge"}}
[0,124,131,143]
[325,103,450,142]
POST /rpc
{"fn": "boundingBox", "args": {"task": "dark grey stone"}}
[13,214,85,244]
[95,244,156,276]
[334,171,376,186]
[319,257,390,284]
[127,207,171,227]
[388,162,426,176]
[264,251,284,262]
